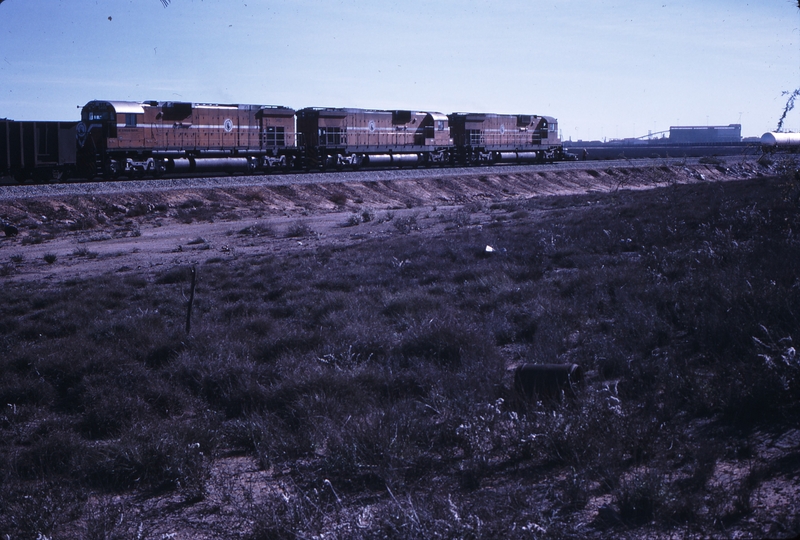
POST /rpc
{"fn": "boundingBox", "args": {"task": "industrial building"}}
[669,124,741,144]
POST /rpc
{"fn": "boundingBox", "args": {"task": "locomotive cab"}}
[539,116,560,146]
[77,101,148,176]
[78,101,113,153]
[79,100,172,177]
[423,113,452,147]
[78,101,145,149]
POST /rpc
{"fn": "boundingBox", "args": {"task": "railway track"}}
[0,154,758,200]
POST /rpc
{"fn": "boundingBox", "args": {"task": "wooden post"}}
[186,266,197,334]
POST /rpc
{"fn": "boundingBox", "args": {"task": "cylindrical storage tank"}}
[364,154,393,165]
[169,158,192,172]
[192,158,250,172]
[498,151,540,162]
[391,154,420,164]
[761,132,800,147]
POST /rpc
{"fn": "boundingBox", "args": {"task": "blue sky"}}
[0,0,798,140]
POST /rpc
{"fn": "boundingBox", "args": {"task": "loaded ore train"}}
[1,100,564,182]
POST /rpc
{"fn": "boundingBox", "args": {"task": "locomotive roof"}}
[84,100,294,114]
[84,101,146,115]
[450,112,552,118]
[298,107,447,118]
[449,112,557,124]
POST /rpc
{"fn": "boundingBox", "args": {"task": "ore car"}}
[296,108,453,169]
[448,113,562,164]
[77,100,297,178]
[1,119,77,182]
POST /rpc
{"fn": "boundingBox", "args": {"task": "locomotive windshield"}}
[87,111,111,121]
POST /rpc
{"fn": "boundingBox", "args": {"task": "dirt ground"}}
[0,161,758,283]
[6,159,797,539]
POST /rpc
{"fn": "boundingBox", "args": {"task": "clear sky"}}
[1,0,798,140]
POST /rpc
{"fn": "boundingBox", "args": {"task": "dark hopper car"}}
[1,119,77,182]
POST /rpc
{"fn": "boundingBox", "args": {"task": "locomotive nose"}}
[76,122,88,147]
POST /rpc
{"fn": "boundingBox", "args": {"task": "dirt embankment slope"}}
[2,158,799,539]
[0,161,760,283]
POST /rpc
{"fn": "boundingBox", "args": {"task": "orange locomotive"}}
[77,100,297,178]
[0,99,566,181]
[448,113,562,164]
[296,108,454,170]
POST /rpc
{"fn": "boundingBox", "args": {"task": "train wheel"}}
[105,158,121,179]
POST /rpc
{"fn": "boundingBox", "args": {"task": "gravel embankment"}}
[0,155,755,200]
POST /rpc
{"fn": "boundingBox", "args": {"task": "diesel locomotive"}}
[2,99,564,182]
[78,100,297,178]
